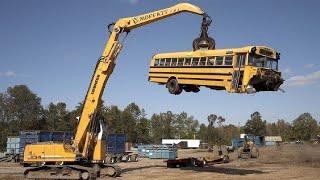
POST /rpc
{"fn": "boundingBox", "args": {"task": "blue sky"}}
[1,0,320,125]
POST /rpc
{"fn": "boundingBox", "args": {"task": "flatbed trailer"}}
[166,157,204,168]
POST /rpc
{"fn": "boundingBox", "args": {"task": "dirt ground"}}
[0,144,319,179]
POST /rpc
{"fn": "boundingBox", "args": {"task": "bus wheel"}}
[167,78,182,95]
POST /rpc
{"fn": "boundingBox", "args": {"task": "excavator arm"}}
[72,3,211,157]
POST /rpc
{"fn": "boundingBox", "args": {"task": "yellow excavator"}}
[23,3,214,179]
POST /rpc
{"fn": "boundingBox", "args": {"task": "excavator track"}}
[100,164,122,178]
[24,164,121,179]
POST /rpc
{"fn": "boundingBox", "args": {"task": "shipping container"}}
[106,134,126,154]
[105,134,138,164]
[138,144,177,159]
[6,136,20,154]
[19,131,73,154]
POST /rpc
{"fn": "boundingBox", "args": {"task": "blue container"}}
[231,138,238,149]
[138,144,177,159]
[254,136,264,147]
[107,134,126,154]
[19,131,73,154]
[6,136,20,154]
[265,141,276,146]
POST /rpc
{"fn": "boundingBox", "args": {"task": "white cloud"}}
[128,0,139,4]
[0,71,16,77]
[304,63,315,69]
[286,70,320,87]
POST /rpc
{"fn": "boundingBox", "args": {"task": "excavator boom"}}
[23,3,214,179]
[72,3,209,156]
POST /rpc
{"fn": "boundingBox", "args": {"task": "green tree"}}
[136,115,151,143]
[150,111,176,143]
[207,114,217,127]
[104,105,123,134]
[44,102,69,131]
[266,122,278,136]
[5,85,42,131]
[244,112,266,136]
[219,124,240,145]
[292,113,318,141]
[276,119,293,141]
[173,112,199,139]
[122,103,142,143]
[0,85,43,150]
[198,123,208,143]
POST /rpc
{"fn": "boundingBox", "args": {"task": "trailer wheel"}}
[110,157,116,164]
[223,156,230,163]
[202,160,207,166]
[81,172,90,180]
[134,155,139,162]
[126,155,131,162]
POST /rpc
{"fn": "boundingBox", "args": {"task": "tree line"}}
[0,85,319,151]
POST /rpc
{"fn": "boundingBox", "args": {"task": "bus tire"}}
[167,78,182,95]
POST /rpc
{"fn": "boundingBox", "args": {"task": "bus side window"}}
[184,58,191,66]
[159,59,165,66]
[171,58,177,66]
[207,57,215,66]
[199,57,207,66]
[224,56,233,66]
[165,58,171,66]
[216,56,223,65]
[192,58,200,66]
[177,58,184,66]
[154,59,159,66]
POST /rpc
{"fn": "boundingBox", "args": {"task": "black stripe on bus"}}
[149,72,232,76]
[150,65,233,68]
[150,76,226,82]
[178,77,224,81]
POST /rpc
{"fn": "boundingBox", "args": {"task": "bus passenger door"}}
[231,54,246,92]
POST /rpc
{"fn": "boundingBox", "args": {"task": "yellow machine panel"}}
[23,142,77,163]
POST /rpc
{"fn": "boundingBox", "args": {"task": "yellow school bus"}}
[148,46,283,95]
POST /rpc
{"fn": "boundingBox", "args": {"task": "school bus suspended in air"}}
[148,46,284,94]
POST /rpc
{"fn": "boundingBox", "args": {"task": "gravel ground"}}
[0,144,319,179]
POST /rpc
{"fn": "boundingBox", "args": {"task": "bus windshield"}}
[248,54,278,70]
